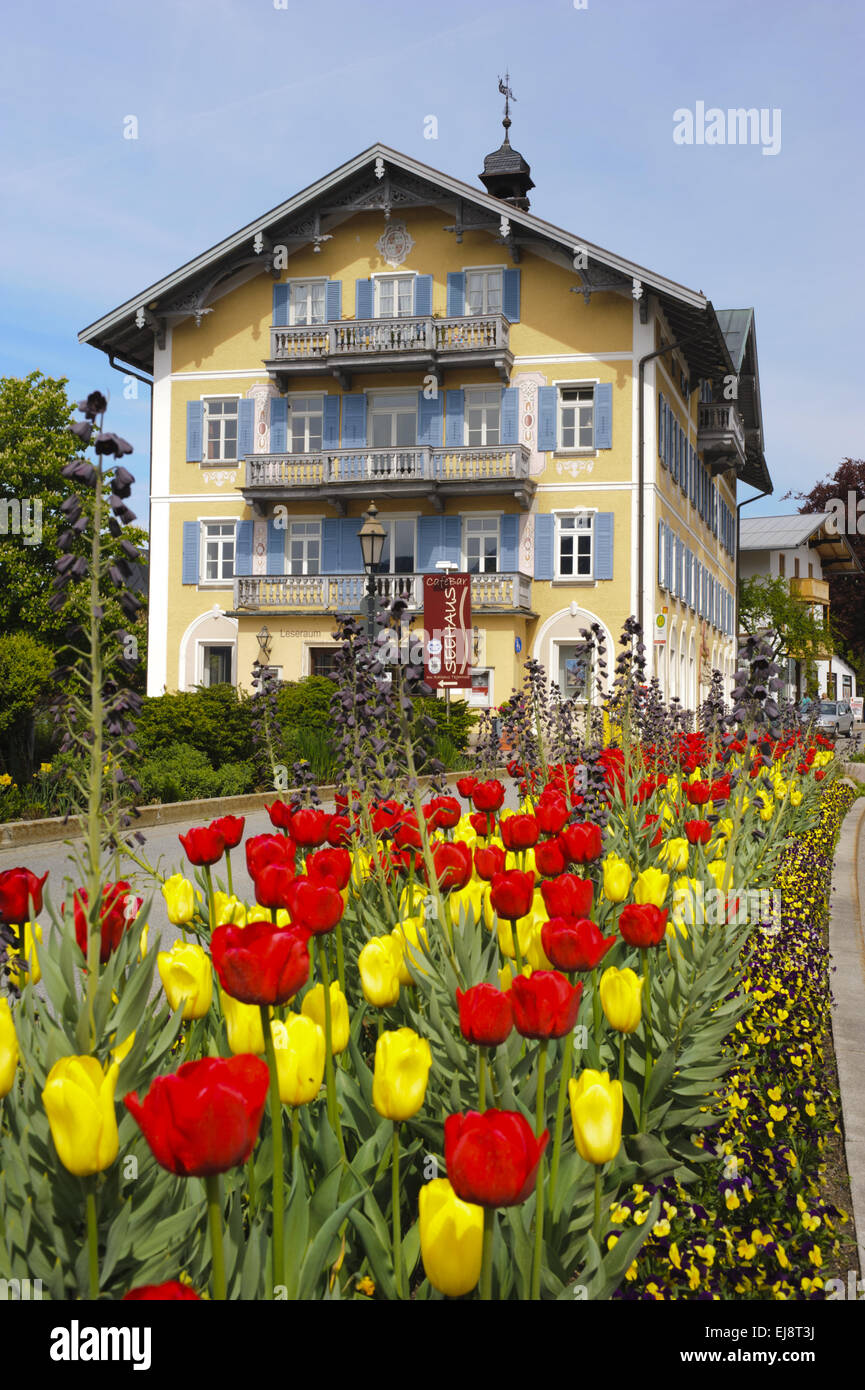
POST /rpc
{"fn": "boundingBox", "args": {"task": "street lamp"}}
[358,501,386,642]
[256,625,273,663]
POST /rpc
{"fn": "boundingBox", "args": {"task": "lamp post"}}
[358,502,386,644]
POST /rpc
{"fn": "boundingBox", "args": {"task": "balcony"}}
[242,443,535,512]
[697,402,746,473]
[232,571,534,616]
[265,314,513,388]
[790,576,830,605]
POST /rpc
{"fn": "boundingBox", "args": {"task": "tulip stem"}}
[85,1188,99,1299]
[392,1124,403,1299]
[480,1207,495,1300]
[591,967,601,1046]
[203,864,215,934]
[619,1032,626,1084]
[478,1048,487,1112]
[317,940,345,1159]
[592,1166,603,1247]
[530,1041,548,1301]
[511,922,524,976]
[205,1175,227,1301]
[335,921,346,994]
[549,1028,575,1212]
[291,1106,301,1168]
[261,1007,285,1296]
[639,949,654,1131]
[225,850,234,899]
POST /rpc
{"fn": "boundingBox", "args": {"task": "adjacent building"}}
[79,117,771,710]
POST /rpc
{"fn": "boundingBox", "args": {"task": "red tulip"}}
[471,780,505,812]
[643,814,664,848]
[124,1282,200,1301]
[534,838,567,877]
[815,769,826,782]
[500,814,539,851]
[456,776,478,800]
[371,800,406,835]
[393,815,423,850]
[510,970,583,1038]
[535,793,569,835]
[288,807,329,847]
[489,870,535,922]
[288,878,345,935]
[430,841,473,891]
[327,814,352,848]
[125,1056,269,1177]
[618,903,668,948]
[306,847,352,891]
[560,822,603,864]
[456,984,514,1046]
[445,1110,549,1207]
[710,777,731,802]
[470,811,497,839]
[685,782,711,806]
[540,917,616,972]
[540,873,593,919]
[245,833,296,879]
[178,826,225,867]
[684,819,712,845]
[0,867,48,925]
[209,815,245,850]
[266,800,294,831]
[251,862,296,910]
[473,844,506,881]
[423,796,462,830]
[211,920,310,1004]
[72,881,143,964]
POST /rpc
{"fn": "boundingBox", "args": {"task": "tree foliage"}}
[785,458,865,680]
[738,574,827,686]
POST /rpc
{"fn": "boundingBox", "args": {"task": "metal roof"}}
[740,513,862,572]
[716,308,754,374]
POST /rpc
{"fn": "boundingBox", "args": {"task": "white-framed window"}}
[465,516,499,574]
[289,280,326,326]
[290,395,324,453]
[200,644,234,687]
[309,646,340,678]
[287,520,321,576]
[468,668,493,709]
[200,521,235,583]
[466,269,503,316]
[204,398,239,463]
[369,392,417,448]
[556,641,593,702]
[555,512,594,579]
[373,518,416,575]
[375,275,414,319]
[465,388,501,447]
[558,386,594,451]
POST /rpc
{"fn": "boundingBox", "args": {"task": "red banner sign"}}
[423,573,472,689]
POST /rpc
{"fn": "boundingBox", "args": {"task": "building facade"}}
[80,133,770,710]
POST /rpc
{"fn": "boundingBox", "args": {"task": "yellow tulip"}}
[162,874,198,926]
[399,882,429,918]
[213,892,247,927]
[599,967,643,1034]
[7,920,42,988]
[495,909,535,962]
[302,981,350,1053]
[358,936,402,1008]
[42,1056,119,1177]
[220,988,266,1054]
[0,998,19,1097]
[455,814,478,844]
[392,918,430,984]
[602,856,632,903]
[351,849,371,887]
[705,860,729,892]
[504,846,538,880]
[246,905,290,926]
[671,876,702,927]
[372,1027,432,1121]
[111,1031,136,1064]
[659,838,689,872]
[569,1069,623,1165]
[498,960,532,989]
[419,1178,484,1297]
[271,1014,326,1106]
[790,789,803,807]
[448,881,486,930]
[158,941,213,1020]
[524,918,554,971]
[633,867,670,908]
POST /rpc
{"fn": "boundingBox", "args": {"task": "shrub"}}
[275,677,335,736]
[135,685,253,767]
[137,742,256,805]
[412,695,477,752]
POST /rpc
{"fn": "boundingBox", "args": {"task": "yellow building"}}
[79,126,770,712]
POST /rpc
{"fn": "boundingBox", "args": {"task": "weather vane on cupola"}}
[498,72,516,138]
[479,72,535,213]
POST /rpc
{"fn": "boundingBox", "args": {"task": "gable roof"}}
[740,513,861,572]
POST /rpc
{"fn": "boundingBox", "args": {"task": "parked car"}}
[814,700,854,736]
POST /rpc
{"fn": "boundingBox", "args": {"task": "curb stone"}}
[829,792,865,1274]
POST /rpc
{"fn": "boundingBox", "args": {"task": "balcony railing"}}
[697,402,746,470]
[245,443,531,491]
[789,576,830,605]
[233,572,533,614]
[269,314,509,364]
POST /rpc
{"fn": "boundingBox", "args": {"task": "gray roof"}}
[716,309,754,374]
[740,514,829,549]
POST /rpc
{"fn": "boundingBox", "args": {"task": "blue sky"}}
[1,0,862,527]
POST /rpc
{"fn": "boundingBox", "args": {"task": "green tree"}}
[0,632,55,780]
[738,575,828,693]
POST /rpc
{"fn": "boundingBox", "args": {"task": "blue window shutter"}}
[355,279,373,319]
[501,387,519,445]
[534,514,554,580]
[658,392,665,462]
[502,268,521,322]
[445,390,464,447]
[323,395,340,450]
[270,396,287,453]
[326,279,342,322]
[339,517,363,573]
[594,512,614,580]
[658,521,664,586]
[182,521,200,584]
[665,525,673,590]
[666,408,673,471]
[414,275,433,317]
[446,271,465,317]
[267,519,285,575]
[235,520,253,577]
[443,515,461,564]
[238,399,255,459]
[341,394,366,447]
[594,383,613,449]
[273,283,289,327]
[500,514,518,571]
[322,518,340,573]
[418,390,443,446]
[537,386,558,451]
[186,402,203,462]
[418,516,444,571]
